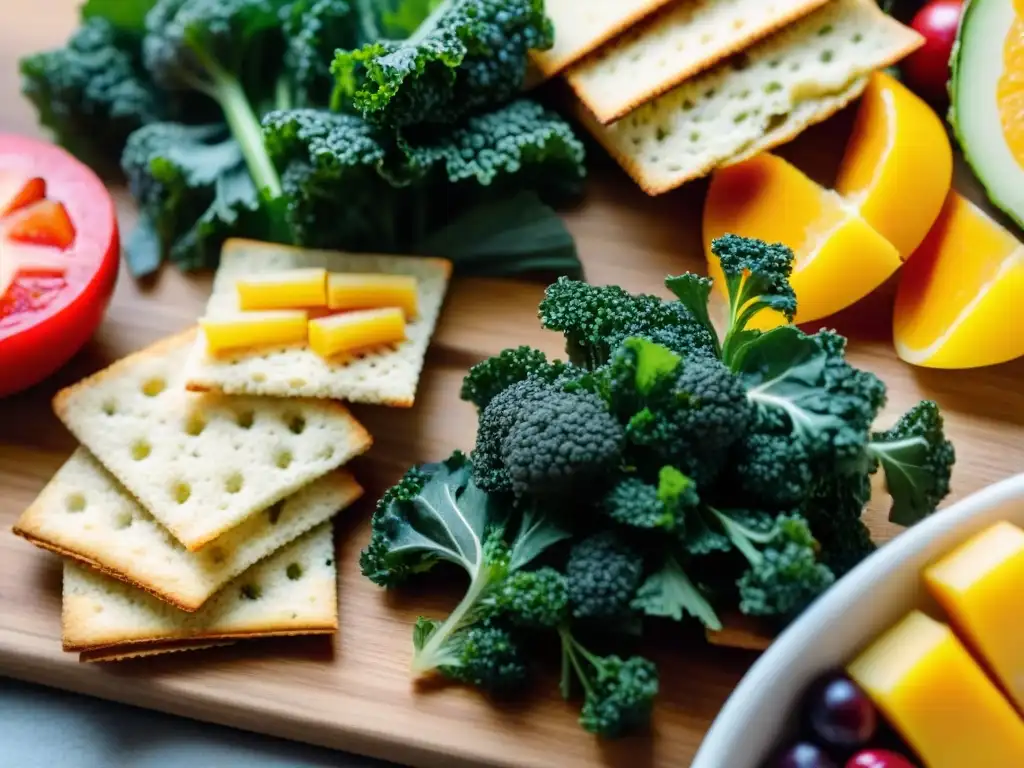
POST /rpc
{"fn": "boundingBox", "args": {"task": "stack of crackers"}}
[535,0,923,194]
[13,239,452,662]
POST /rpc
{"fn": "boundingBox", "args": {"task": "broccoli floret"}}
[558,626,659,738]
[488,566,569,629]
[460,347,568,410]
[121,122,262,275]
[631,556,721,630]
[602,467,697,533]
[472,378,624,498]
[540,278,718,370]
[730,430,815,509]
[417,618,529,695]
[627,352,754,485]
[737,513,835,620]
[331,0,552,128]
[143,0,287,202]
[20,17,164,172]
[710,234,797,368]
[868,400,955,526]
[282,0,363,107]
[566,532,645,622]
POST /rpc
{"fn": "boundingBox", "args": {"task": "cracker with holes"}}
[53,330,372,551]
[62,524,338,653]
[81,641,235,663]
[13,448,362,611]
[567,0,832,124]
[578,0,923,195]
[531,0,678,78]
[183,239,452,407]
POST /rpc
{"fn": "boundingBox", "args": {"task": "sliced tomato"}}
[0,134,119,398]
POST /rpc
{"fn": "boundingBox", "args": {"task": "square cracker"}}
[80,641,235,663]
[14,448,362,611]
[63,523,338,651]
[53,330,372,551]
[184,239,452,407]
[530,0,678,78]
[567,0,832,124]
[578,0,922,195]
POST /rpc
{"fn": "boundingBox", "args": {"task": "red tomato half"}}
[0,134,119,398]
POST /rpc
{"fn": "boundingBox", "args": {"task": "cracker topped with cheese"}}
[184,239,452,407]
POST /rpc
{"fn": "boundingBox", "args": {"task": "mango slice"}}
[924,521,1024,713]
[236,268,327,310]
[848,611,1024,768]
[836,72,952,259]
[309,307,406,360]
[200,310,309,355]
[704,152,900,328]
[893,192,1024,369]
[327,273,418,319]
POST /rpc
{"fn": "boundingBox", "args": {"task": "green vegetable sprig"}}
[20,0,587,278]
[362,233,956,738]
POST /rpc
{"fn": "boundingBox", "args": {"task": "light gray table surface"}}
[0,677,393,768]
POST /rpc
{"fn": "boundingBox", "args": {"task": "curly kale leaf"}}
[331,0,553,128]
[282,0,364,107]
[20,17,164,172]
[121,122,264,276]
[631,556,721,630]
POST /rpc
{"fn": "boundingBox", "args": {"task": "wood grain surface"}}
[1,4,1023,767]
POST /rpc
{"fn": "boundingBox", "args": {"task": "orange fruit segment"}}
[997,5,1024,170]
[894,192,1024,369]
[4,199,76,250]
[704,152,900,329]
[836,71,953,259]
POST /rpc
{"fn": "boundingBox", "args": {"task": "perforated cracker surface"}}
[184,240,452,407]
[579,0,922,194]
[14,448,361,611]
[62,524,338,651]
[54,331,372,551]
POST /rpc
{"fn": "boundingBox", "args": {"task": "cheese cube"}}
[236,268,327,310]
[924,521,1024,712]
[847,611,1024,768]
[308,308,405,360]
[200,310,308,354]
[327,273,418,319]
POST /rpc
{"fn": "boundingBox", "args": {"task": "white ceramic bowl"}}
[691,473,1024,768]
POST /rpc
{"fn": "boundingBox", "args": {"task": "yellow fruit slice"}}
[836,71,952,259]
[893,192,1024,369]
[704,152,900,328]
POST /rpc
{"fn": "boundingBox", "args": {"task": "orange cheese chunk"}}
[924,521,1024,713]
[704,153,900,328]
[847,611,1024,768]
[200,310,308,354]
[327,273,418,319]
[308,307,406,359]
[893,192,1024,369]
[836,72,952,259]
[236,268,327,310]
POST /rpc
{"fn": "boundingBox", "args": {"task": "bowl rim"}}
[691,472,1024,768]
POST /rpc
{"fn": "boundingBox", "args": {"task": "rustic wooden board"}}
[2,4,1023,767]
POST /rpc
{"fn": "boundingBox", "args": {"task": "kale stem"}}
[208,65,282,200]
[354,0,382,40]
[557,626,595,698]
[411,569,493,675]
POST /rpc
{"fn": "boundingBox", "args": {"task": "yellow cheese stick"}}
[200,310,308,354]
[327,273,418,319]
[309,307,405,359]
[236,268,327,310]
[848,611,1024,767]
[924,521,1024,713]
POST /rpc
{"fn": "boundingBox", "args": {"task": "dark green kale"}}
[460,347,567,411]
[602,467,697,533]
[282,0,363,107]
[631,555,721,630]
[566,532,645,622]
[800,473,878,578]
[416,618,529,695]
[331,0,553,128]
[558,626,659,738]
[20,17,164,172]
[488,566,569,629]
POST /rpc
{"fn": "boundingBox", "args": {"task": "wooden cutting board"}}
[2,4,1023,767]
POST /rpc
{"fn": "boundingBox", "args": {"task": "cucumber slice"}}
[950,0,1024,229]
